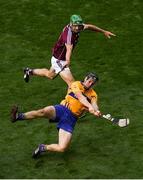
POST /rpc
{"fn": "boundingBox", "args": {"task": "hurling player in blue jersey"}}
[11,73,101,158]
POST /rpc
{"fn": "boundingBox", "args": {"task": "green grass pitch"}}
[0,0,143,178]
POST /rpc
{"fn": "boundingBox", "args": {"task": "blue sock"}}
[40,144,46,152]
[17,113,25,120]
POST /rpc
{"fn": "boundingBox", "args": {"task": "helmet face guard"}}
[84,72,99,89]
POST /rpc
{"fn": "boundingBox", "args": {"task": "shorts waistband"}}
[52,55,66,61]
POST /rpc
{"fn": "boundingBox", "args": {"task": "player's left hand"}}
[104,31,116,38]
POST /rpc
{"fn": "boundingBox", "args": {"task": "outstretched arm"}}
[84,24,116,38]
[91,97,102,116]
[75,92,101,117]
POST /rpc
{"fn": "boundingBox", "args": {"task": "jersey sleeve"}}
[90,89,98,102]
[70,82,82,94]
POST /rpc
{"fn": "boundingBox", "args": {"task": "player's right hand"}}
[88,106,96,115]
[94,110,102,117]
[89,107,101,117]
[64,60,70,67]
[104,31,116,38]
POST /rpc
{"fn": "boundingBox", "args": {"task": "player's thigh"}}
[60,68,75,85]
[43,105,56,120]
[58,129,72,149]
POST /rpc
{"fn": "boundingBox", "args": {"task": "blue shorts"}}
[54,105,77,134]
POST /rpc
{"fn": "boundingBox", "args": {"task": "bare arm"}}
[84,24,116,38]
[65,44,73,67]
[91,97,99,111]
[91,97,101,116]
[75,92,100,117]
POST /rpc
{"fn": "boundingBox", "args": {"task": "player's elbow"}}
[49,76,54,80]
[59,148,66,153]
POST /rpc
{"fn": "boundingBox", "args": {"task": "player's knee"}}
[42,107,49,115]
[41,69,53,79]
[59,147,66,152]
[48,75,54,80]
[46,71,55,79]
[38,109,46,116]
[37,107,51,116]
[59,145,67,152]
[68,81,73,87]
[66,78,74,87]
[42,106,55,118]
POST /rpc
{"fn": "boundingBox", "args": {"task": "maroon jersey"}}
[52,25,80,61]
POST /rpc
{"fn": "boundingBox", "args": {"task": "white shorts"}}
[51,56,70,74]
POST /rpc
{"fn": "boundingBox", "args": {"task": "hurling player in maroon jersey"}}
[24,15,115,87]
